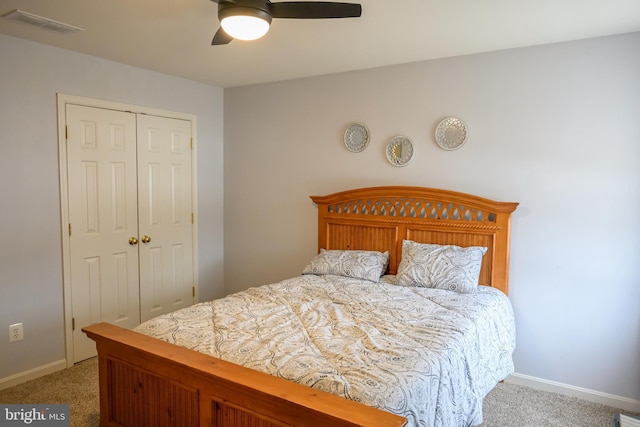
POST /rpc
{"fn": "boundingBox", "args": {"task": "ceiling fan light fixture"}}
[219,7,272,41]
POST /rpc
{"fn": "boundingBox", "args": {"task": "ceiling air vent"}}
[2,9,84,34]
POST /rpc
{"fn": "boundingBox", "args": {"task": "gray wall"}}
[0,34,225,380]
[224,32,640,403]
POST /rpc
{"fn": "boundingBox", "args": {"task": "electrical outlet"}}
[9,323,23,342]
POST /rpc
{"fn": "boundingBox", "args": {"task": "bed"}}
[83,186,519,427]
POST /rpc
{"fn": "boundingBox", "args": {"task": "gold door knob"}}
[128,237,138,245]
[141,235,151,244]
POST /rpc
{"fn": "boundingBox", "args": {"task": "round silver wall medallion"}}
[435,117,468,150]
[344,123,370,152]
[386,136,414,167]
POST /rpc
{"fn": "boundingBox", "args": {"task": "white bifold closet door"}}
[136,114,194,323]
[66,105,194,362]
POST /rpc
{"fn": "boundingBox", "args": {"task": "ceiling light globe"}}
[221,15,270,41]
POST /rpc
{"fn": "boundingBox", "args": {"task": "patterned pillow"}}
[302,249,389,282]
[396,240,487,293]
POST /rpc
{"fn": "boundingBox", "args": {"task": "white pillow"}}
[302,249,389,282]
[395,240,487,293]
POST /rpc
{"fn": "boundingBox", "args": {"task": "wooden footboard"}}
[83,323,407,427]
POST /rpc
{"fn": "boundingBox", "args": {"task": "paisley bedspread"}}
[135,274,516,427]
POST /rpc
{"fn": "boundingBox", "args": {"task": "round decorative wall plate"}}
[386,136,414,167]
[435,117,468,150]
[344,122,370,153]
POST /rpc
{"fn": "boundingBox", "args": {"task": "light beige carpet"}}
[0,358,637,426]
[0,359,99,427]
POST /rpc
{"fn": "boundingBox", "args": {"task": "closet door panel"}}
[66,105,140,362]
[137,115,194,322]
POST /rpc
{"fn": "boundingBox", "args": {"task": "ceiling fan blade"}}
[270,2,361,19]
[212,28,233,45]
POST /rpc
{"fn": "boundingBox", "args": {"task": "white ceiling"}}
[1,0,639,88]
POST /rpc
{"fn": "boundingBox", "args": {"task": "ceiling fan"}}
[210,0,362,45]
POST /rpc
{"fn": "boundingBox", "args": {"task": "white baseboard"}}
[507,372,640,413]
[0,359,67,391]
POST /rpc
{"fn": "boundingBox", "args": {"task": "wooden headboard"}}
[311,186,518,295]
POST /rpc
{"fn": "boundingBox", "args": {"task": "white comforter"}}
[135,274,516,427]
